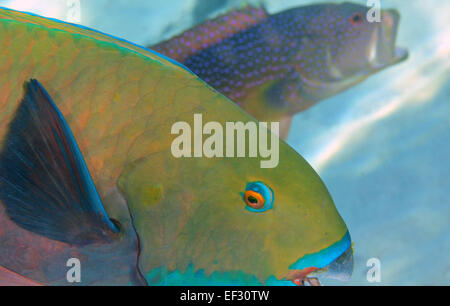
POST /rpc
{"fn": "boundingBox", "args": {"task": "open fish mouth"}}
[368,9,408,69]
[285,247,353,286]
[284,232,353,286]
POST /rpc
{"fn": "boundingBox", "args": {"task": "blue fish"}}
[152,3,408,138]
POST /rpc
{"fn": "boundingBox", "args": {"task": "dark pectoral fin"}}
[0,79,119,245]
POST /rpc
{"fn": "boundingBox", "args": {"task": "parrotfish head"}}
[118,116,352,285]
[284,2,408,101]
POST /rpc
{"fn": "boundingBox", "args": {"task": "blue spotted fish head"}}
[282,2,408,101]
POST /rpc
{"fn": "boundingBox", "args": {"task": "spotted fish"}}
[152,3,408,138]
[0,7,351,286]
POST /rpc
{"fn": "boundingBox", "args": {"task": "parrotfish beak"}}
[285,232,353,286]
[368,9,408,70]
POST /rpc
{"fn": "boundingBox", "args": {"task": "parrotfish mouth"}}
[368,9,408,70]
[286,247,353,286]
[284,232,353,286]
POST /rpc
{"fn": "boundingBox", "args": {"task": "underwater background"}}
[0,0,448,285]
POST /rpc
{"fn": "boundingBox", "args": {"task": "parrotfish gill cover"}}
[0,7,350,285]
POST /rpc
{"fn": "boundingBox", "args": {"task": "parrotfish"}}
[0,7,351,286]
[151,3,408,138]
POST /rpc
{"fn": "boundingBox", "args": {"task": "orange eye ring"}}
[350,12,363,25]
[244,190,265,209]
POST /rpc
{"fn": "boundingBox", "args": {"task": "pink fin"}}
[0,265,42,286]
[152,5,268,62]
[279,115,293,140]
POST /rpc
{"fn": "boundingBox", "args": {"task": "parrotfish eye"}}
[242,182,274,213]
[244,190,265,209]
[350,12,364,25]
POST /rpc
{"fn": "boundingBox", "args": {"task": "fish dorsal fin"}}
[152,5,269,62]
[0,79,119,245]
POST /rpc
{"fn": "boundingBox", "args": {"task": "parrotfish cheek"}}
[288,231,351,271]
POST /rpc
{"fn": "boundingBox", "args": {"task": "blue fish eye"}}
[241,182,274,212]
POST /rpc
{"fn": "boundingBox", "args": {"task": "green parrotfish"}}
[152,3,408,138]
[0,7,351,286]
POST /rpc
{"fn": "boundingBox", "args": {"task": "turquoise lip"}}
[289,231,351,270]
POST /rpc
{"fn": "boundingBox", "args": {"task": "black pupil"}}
[248,196,258,204]
[353,14,361,22]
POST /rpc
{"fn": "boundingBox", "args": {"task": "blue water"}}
[1,0,448,285]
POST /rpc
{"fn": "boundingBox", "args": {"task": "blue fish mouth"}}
[285,231,353,285]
